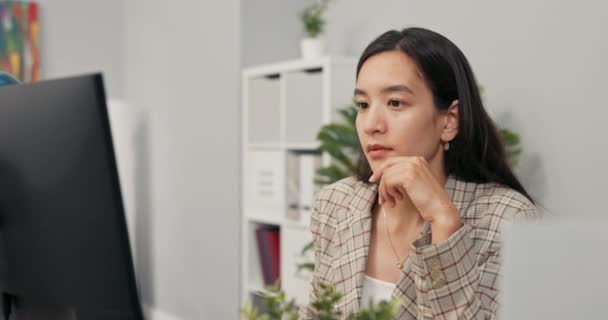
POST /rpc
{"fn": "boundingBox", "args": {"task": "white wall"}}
[241,0,308,67]
[124,1,241,319]
[36,0,125,98]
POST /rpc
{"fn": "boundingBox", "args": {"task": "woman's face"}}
[354,50,459,176]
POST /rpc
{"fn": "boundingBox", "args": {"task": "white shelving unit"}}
[241,56,357,311]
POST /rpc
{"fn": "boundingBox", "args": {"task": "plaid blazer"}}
[298,174,539,320]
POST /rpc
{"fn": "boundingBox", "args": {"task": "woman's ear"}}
[442,100,459,141]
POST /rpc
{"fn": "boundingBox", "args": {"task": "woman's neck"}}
[374,194,425,235]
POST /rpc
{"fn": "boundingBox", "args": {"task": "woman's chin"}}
[367,157,388,171]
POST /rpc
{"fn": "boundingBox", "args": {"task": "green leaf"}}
[316,121,359,172]
[337,104,358,125]
[500,128,520,145]
[296,262,315,273]
[317,123,359,149]
[318,141,355,172]
[499,127,523,169]
[349,298,402,320]
[315,164,350,186]
[314,103,360,187]
[312,282,343,319]
[300,241,314,255]
[239,302,258,320]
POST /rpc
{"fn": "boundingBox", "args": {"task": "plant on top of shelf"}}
[299,0,333,60]
[301,0,332,38]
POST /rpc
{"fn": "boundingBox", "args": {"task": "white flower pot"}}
[300,37,324,60]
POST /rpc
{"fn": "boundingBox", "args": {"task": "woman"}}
[299,27,539,319]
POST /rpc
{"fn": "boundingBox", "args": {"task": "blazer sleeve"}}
[407,200,540,320]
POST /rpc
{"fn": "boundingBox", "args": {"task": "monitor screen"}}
[0,74,143,320]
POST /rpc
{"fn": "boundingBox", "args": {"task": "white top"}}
[360,274,397,308]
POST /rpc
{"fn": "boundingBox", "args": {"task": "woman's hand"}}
[368,156,462,242]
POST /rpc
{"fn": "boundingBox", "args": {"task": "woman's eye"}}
[356,102,369,110]
[388,99,405,108]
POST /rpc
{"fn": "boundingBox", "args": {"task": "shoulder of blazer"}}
[314,176,360,219]
[459,181,540,255]
[465,181,538,220]
[444,178,540,256]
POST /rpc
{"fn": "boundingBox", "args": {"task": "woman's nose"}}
[362,104,387,135]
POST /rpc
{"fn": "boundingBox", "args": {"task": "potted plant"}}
[299,0,332,60]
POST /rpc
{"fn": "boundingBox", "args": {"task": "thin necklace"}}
[382,207,407,269]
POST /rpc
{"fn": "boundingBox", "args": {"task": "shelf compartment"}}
[244,150,285,221]
[286,151,322,227]
[246,75,281,144]
[284,70,324,145]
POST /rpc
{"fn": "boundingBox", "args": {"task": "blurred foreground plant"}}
[241,281,401,320]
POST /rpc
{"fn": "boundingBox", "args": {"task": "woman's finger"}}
[392,185,404,200]
[382,178,396,208]
[386,184,401,207]
[397,185,407,201]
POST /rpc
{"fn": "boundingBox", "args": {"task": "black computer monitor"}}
[0,74,144,320]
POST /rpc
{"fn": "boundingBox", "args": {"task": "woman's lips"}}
[368,148,392,159]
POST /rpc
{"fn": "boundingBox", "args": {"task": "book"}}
[286,152,321,226]
[265,228,280,285]
[255,227,272,285]
[298,154,316,227]
[286,152,300,221]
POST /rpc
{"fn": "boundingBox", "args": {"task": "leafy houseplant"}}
[313,103,359,186]
[299,0,332,60]
[241,281,401,320]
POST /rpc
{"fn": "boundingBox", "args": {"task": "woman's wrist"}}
[429,205,463,244]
